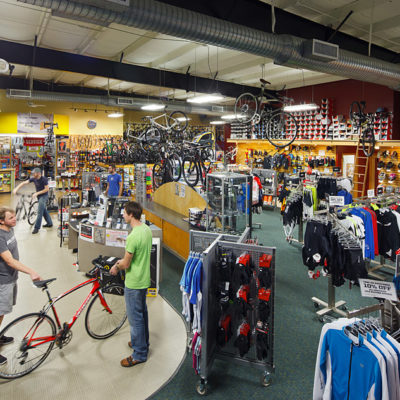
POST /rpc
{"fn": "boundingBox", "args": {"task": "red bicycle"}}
[0,265,126,379]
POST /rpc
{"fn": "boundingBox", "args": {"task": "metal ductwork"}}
[18,0,400,90]
[6,89,231,116]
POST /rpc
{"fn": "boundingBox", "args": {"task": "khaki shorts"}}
[0,282,17,315]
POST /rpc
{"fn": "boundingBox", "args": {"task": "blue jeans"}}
[35,194,52,230]
[124,287,149,362]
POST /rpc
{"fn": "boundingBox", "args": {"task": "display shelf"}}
[0,168,15,193]
[227,139,360,146]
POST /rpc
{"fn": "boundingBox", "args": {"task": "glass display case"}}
[206,171,250,234]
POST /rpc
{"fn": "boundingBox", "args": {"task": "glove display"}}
[234,322,251,357]
[256,321,269,360]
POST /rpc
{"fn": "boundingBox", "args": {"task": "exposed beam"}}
[372,15,400,34]
[155,0,399,62]
[0,39,260,98]
[79,75,97,86]
[35,10,51,46]
[119,32,159,60]
[218,59,275,78]
[149,43,201,68]
[314,0,392,25]
[53,71,65,84]
[75,27,107,55]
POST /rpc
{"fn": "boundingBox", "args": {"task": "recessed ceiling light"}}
[187,94,224,104]
[141,104,165,111]
[283,103,319,112]
[221,114,244,120]
[108,112,124,118]
[210,120,226,125]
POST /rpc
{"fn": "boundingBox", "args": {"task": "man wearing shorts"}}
[110,201,152,367]
[0,207,41,365]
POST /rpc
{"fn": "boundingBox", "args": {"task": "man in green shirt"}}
[110,201,152,367]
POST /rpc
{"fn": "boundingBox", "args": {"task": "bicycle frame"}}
[148,114,171,132]
[16,195,32,221]
[25,278,108,349]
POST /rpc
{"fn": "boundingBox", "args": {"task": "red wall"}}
[285,79,394,117]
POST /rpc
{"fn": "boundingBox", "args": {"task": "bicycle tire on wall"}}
[234,93,258,123]
[152,162,164,189]
[168,111,188,133]
[266,110,298,148]
[362,127,376,157]
[182,157,199,187]
[169,153,182,182]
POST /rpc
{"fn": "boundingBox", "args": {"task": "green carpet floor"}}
[152,211,385,399]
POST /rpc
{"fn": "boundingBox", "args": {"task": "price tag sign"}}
[329,195,344,207]
[333,167,340,172]
[95,208,106,226]
[367,189,375,198]
[359,279,398,301]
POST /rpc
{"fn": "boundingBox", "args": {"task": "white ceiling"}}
[0,0,399,105]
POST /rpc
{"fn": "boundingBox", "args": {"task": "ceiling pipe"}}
[17,0,400,90]
[5,89,232,116]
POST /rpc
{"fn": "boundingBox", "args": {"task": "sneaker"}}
[42,224,53,228]
[0,336,13,345]
[0,354,7,365]
[32,229,39,234]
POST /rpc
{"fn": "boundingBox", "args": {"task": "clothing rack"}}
[311,211,352,321]
[284,183,304,245]
[347,194,400,280]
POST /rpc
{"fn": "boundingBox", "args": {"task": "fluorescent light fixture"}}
[283,103,319,112]
[108,112,124,118]
[141,104,165,111]
[210,120,226,125]
[177,117,190,121]
[221,114,244,120]
[187,93,224,104]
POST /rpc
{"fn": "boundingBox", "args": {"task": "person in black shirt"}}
[13,168,53,234]
[0,206,41,365]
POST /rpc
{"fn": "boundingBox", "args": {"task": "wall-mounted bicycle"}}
[234,79,298,148]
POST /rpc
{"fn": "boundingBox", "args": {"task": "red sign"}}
[23,137,45,147]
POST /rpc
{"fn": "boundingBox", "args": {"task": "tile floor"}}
[0,190,187,400]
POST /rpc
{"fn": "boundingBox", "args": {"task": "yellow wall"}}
[0,90,212,136]
[0,90,122,135]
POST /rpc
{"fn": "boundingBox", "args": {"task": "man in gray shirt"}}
[0,206,41,365]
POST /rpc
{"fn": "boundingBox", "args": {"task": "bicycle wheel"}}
[182,157,199,187]
[168,111,188,133]
[28,201,38,226]
[85,284,127,339]
[0,312,56,379]
[349,101,362,125]
[145,127,162,148]
[361,127,375,157]
[152,162,165,189]
[266,110,298,148]
[234,93,258,123]
[168,153,182,181]
[15,203,23,222]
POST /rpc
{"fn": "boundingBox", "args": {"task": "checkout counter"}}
[68,201,162,296]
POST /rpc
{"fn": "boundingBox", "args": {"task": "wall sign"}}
[333,167,341,173]
[23,137,45,146]
[87,120,97,129]
[367,189,375,198]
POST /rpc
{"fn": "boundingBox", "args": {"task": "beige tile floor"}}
[0,190,187,400]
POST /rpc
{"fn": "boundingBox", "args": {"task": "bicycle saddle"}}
[260,78,271,86]
[34,278,57,288]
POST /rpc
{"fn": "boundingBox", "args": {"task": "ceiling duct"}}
[5,89,231,116]
[17,0,400,90]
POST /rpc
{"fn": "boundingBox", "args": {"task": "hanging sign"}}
[23,137,45,146]
[359,279,398,301]
[329,195,345,207]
